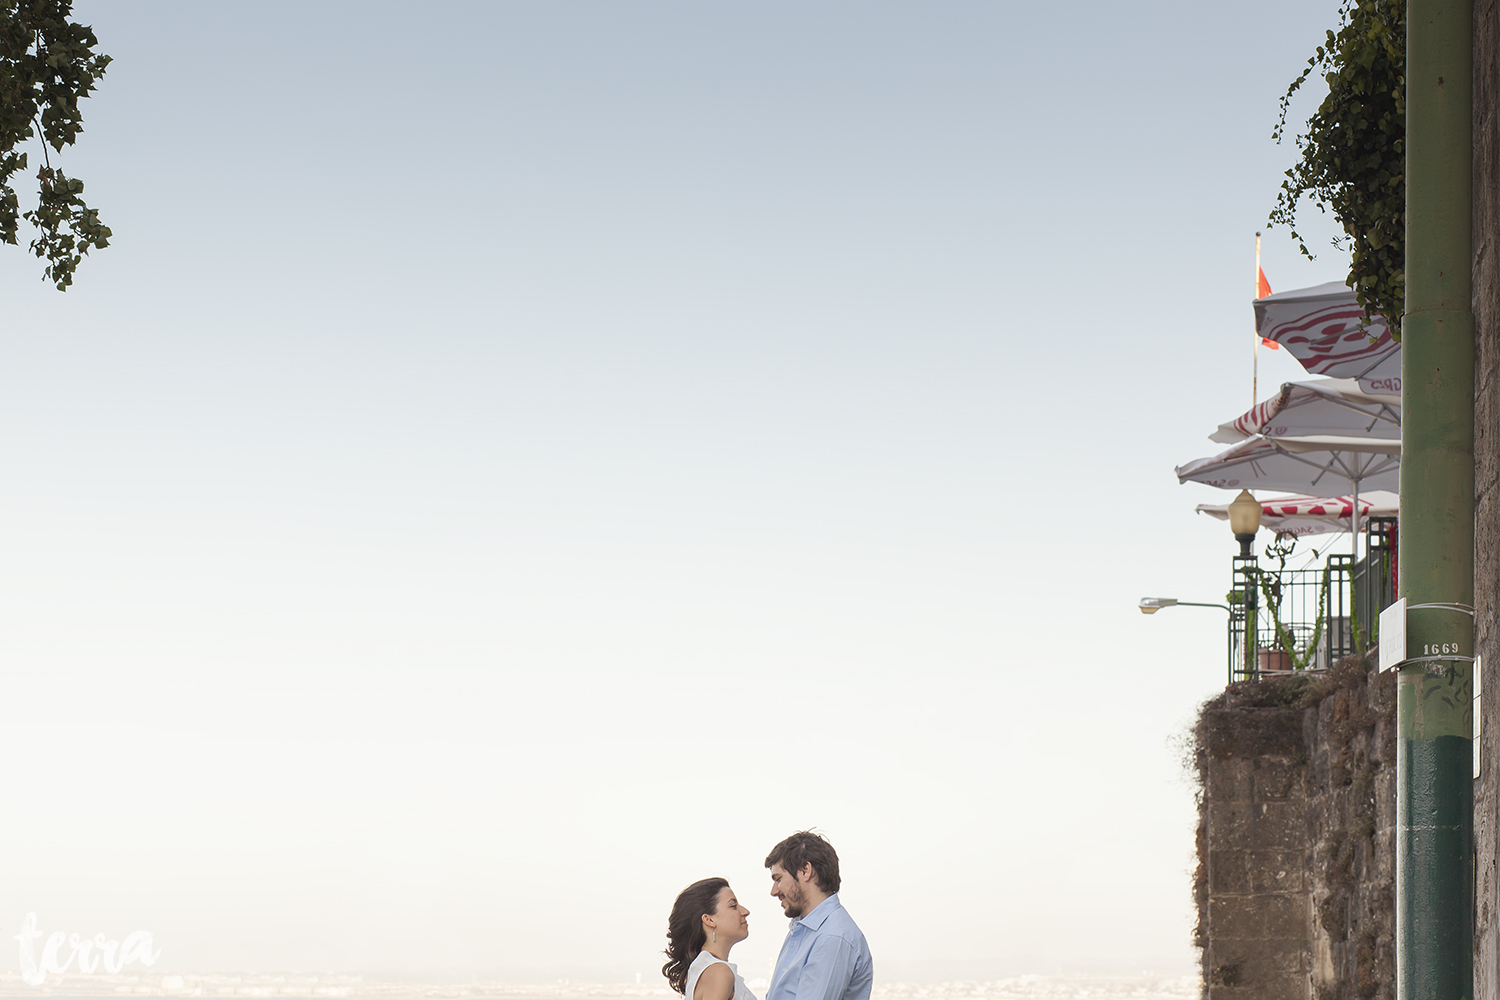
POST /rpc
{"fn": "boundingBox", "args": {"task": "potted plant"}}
[1252,533,1333,671]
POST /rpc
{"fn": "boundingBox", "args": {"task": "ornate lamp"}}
[1227,489,1263,557]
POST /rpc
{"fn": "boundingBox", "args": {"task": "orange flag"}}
[1257,268,1279,348]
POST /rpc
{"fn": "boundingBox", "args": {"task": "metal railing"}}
[1227,518,1398,682]
[1355,517,1398,642]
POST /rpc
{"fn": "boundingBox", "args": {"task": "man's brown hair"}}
[764,830,841,893]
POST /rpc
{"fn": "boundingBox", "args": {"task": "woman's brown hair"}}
[662,877,729,995]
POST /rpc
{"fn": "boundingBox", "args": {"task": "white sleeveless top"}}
[684,950,758,1000]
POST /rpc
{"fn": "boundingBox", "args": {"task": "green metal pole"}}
[1399,0,1475,994]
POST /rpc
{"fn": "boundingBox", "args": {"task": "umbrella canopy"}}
[1196,490,1398,537]
[1175,434,1400,494]
[1254,281,1400,394]
[1209,377,1400,445]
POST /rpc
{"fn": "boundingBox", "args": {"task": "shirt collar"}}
[795,892,841,930]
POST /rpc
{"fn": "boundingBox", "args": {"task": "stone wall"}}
[1474,0,1500,994]
[1195,659,1395,1000]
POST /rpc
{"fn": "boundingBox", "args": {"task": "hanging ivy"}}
[0,0,112,290]
[1268,0,1406,333]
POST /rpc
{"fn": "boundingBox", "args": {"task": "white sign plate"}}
[1475,655,1483,779]
[1380,597,1407,672]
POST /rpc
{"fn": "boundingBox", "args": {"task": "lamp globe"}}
[1227,489,1262,556]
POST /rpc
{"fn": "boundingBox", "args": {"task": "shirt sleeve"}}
[797,935,859,1000]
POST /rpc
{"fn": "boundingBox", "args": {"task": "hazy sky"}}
[2,0,1351,984]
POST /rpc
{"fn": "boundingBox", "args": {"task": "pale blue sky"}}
[2,0,1348,982]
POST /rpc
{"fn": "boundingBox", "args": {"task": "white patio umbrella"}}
[1194,376,1399,556]
[1196,491,1399,538]
[1209,377,1400,445]
[1254,281,1400,394]
[1176,434,1399,493]
[1176,434,1399,556]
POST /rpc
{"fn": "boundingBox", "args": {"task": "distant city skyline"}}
[0,971,1201,999]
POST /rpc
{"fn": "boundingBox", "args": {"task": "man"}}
[764,832,873,1000]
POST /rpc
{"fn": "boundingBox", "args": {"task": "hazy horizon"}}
[0,970,1201,996]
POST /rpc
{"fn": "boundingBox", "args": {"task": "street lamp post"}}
[1138,598,1234,673]
[1227,490,1263,680]
[1140,491,1262,680]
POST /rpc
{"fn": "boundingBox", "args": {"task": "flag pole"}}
[1253,232,1262,407]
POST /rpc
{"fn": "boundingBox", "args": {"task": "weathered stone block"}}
[1208,942,1311,979]
[1209,893,1309,940]
[1309,746,1330,791]
[1204,707,1306,759]
[1316,889,1350,942]
[1207,978,1308,1000]
[1254,759,1305,801]
[1208,801,1252,848]
[1210,850,1249,894]
[1247,851,1305,892]
[1254,802,1311,850]
[1210,800,1309,851]
[1207,758,1254,802]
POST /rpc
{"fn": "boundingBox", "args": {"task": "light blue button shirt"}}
[767,893,873,1000]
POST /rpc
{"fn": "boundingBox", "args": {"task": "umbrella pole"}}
[1351,481,1359,563]
[1350,482,1360,661]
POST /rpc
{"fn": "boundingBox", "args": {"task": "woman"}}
[662,878,756,1000]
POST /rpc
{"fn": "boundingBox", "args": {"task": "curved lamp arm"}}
[1139,597,1232,616]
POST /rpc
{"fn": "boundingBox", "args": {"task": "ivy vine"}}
[1268,0,1406,333]
[1250,533,1332,671]
[1255,562,1334,670]
[1,0,112,290]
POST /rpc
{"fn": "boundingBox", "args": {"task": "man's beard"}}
[782,886,807,919]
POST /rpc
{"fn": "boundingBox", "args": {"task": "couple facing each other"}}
[663,832,873,1000]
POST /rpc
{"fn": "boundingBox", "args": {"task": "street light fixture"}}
[1227,488,1263,557]
[1142,493,1262,677]
[1224,489,1264,680]
[1139,597,1231,615]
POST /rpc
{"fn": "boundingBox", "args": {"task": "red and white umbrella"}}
[1254,282,1400,395]
[1176,433,1398,555]
[1196,491,1398,537]
[1190,373,1399,554]
[1209,377,1400,445]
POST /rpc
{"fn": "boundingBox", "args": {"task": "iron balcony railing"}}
[1227,517,1397,683]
